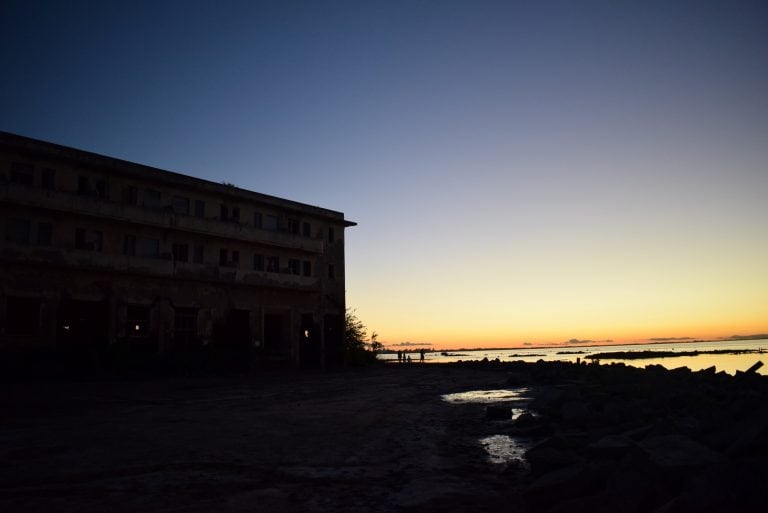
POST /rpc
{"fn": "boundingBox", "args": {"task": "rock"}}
[486,404,512,420]
[506,371,531,386]
[560,399,590,423]
[526,444,577,476]
[640,434,721,470]
[588,434,637,459]
[525,464,598,508]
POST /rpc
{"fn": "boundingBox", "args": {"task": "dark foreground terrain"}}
[2,361,767,512]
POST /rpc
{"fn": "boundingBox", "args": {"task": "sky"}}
[2,0,767,348]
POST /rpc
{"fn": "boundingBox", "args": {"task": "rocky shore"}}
[1,360,767,512]
[491,359,768,512]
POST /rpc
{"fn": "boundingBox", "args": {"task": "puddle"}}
[441,388,529,404]
[479,435,530,466]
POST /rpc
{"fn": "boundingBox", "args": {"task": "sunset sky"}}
[2,1,766,348]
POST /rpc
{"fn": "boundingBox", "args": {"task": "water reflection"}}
[479,435,530,466]
[441,388,529,404]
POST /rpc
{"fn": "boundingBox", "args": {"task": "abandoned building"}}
[0,130,355,371]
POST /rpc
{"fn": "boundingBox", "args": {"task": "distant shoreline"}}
[409,335,768,353]
[587,348,766,361]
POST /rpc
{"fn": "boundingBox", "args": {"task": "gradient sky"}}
[2,1,767,348]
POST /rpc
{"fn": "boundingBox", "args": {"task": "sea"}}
[380,338,768,376]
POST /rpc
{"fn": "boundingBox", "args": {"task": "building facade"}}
[0,131,355,371]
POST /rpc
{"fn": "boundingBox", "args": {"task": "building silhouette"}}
[0,131,355,371]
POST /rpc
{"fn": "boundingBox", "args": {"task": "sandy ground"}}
[1,365,529,513]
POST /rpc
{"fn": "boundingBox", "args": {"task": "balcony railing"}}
[1,183,325,254]
[0,242,322,291]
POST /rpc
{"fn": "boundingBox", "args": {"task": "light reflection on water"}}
[442,389,534,467]
[479,435,530,466]
[441,388,530,404]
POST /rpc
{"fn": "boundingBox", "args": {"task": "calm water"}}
[382,339,768,375]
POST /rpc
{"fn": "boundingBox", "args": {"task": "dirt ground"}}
[1,365,530,513]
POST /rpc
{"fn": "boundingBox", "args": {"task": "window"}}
[220,204,229,221]
[253,254,264,271]
[41,168,56,189]
[302,222,311,237]
[124,235,136,256]
[75,228,103,252]
[77,176,90,195]
[254,212,263,229]
[266,256,279,273]
[6,218,31,244]
[172,243,189,262]
[328,264,335,279]
[288,258,300,275]
[136,237,159,258]
[218,249,238,267]
[287,219,299,235]
[231,207,240,222]
[172,196,190,215]
[264,214,278,231]
[194,199,205,218]
[143,189,163,209]
[126,305,150,338]
[328,227,335,243]
[37,222,52,246]
[94,180,107,198]
[193,244,204,264]
[302,260,312,277]
[174,308,197,346]
[10,162,34,185]
[123,186,138,205]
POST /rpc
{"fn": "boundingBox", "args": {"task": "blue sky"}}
[2,1,767,346]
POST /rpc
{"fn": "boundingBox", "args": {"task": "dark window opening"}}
[10,162,34,185]
[254,212,263,229]
[174,308,197,348]
[94,180,107,198]
[303,260,311,277]
[266,256,279,273]
[232,207,240,221]
[288,258,300,275]
[6,218,31,244]
[287,219,299,235]
[302,222,311,237]
[123,186,138,205]
[77,176,90,195]
[253,254,264,271]
[172,243,189,262]
[172,196,190,215]
[231,250,240,266]
[193,244,204,264]
[328,227,335,243]
[143,189,163,209]
[264,214,278,231]
[136,237,159,258]
[37,222,52,246]
[126,305,150,338]
[75,228,103,251]
[219,248,228,266]
[41,168,56,189]
[124,235,136,256]
[220,204,229,221]
[194,199,205,218]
